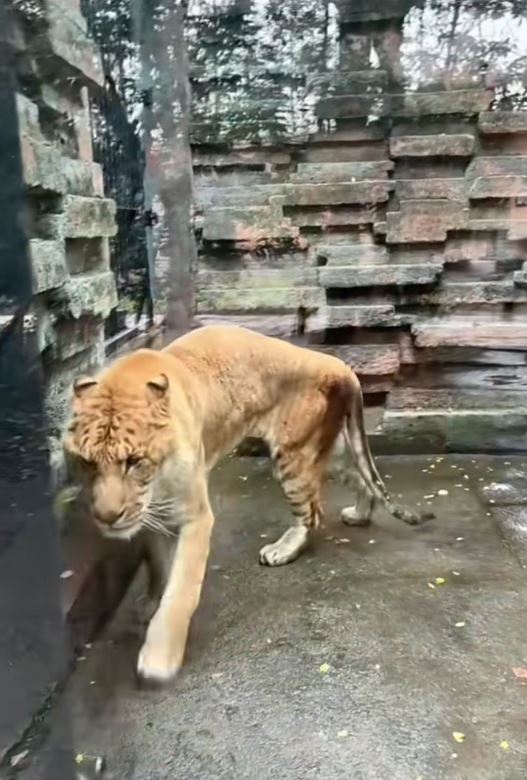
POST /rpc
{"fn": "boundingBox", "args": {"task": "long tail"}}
[343,387,433,526]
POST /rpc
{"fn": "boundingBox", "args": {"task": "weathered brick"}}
[311,344,400,375]
[386,200,469,243]
[196,185,286,209]
[193,149,292,167]
[466,156,527,179]
[396,178,466,202]
[320,263,442,288]
[62,271,118,319]
[43,1,104,85]
[390,134,475,158]
[287,206,379,228]
[316,244,389,266]
[469,175,527,199]
[30,239,67,294]
[281,181,392,207]
[514,263,527,287]
[468,218,527,240]
[317,90,492,120]
[479,111,527,135]
[197,286,324,313]
[307,70,388,95]
[63,195,117,239]
[421,281,527,305]
[202,205,296,242]
[301,144,388,163]
[413,319,527,349]
[309,125,386,144]
[393,90,493,117]
[197,268,317,289]
[327,305,401,328]
[62,159,103,197]
[291,161,393,184]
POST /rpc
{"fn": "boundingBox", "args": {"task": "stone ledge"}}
[197,268,317,288]
[412,319,527,349]
[396,178,466,202]
[320,263,442,288]
[326,305,402,329]
[316,244,389,266]
[287,205,379,228]
[380,409,527,453]
[197,286,324,313]
[281,181,393,207]
[390,134,475,157]
[290,161,393,184]
[196,185,287,209]
[316,89,493,120]
[478,111,527,135]
[466,155,527,179]
[311,344,400,376]
[202,205,297,242]
[469,175,527,199]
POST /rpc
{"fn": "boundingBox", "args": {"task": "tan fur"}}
[63,325,428,682]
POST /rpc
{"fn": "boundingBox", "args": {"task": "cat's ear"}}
[73,376,98,398]
[147,373,169,399]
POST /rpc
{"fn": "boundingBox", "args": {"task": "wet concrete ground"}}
[24,455,527,779]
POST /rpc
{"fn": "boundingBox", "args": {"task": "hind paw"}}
[341,506,371,527]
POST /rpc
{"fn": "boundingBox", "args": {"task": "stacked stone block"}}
[12,0,117,469]
[189,0,527,453]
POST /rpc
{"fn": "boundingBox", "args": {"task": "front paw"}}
[136,617,185,683]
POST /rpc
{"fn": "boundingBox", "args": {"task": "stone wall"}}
[188,0,527,453]
[9,0,117,471]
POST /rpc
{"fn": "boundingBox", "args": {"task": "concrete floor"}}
[25,455,527,779]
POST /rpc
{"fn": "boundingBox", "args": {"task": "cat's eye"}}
[126,455,142,471]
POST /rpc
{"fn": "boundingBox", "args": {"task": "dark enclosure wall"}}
[187,0,527,453]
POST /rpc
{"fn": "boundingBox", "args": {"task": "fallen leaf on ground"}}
[60,570,74,579]
[512,667,527,681]
[437,489,448,496]
[427,582,436,589]
[319,662,330,674]
[452,731,465,743]
[435,577,446,585]
[454,621,466,628]
[10,751,29,768]
[337,730,348,738]
[500,740,510,751]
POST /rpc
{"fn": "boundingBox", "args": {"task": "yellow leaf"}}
[452,732,465,743]
[500,740,510,751]
[75,754,84,765]
[319,662,330,674]
[454,621,466,628]
[337,729,348,738]
[427,582,436,590]
[435,577,446,585]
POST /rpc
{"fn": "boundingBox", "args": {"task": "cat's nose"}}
[93,507,125,525]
